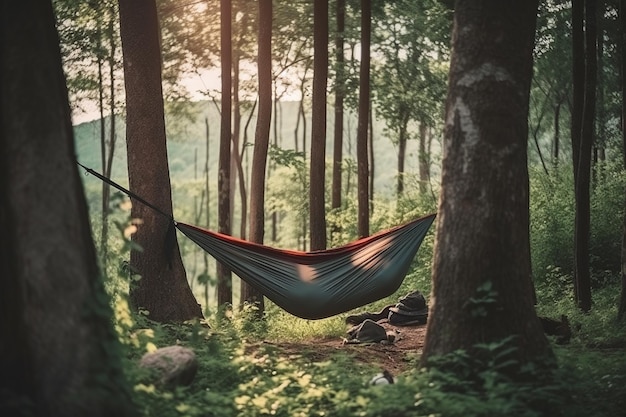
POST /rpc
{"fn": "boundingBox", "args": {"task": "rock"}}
[344,319,392,344]
[139,345,198,388]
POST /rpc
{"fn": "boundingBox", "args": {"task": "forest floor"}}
[254,322,427,376]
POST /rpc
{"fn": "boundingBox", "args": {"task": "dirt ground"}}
[261,322,428,376]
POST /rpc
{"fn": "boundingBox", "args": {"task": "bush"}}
[530,163,625,286]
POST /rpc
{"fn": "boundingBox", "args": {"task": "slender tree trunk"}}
[295,97,302,152]
[218,0,233,307]
[204,117,211,312]
[369,105,374,213]
[98,59,109,266]
[331,0,346,220]
[231,48,242,237]
[1,1,136,414]
[119,0,202,322]
[572,0,584,183]
[244,0,272,312]
[310,0,329,250]
[102,7,118,271]
[618,0,626,321]
[574,0,596,312]
[594,0,605,185]
[553,98,562,166]
[418,121,429,195]
[421,0,550,364]
[357,0,371,238]
[396,111,409,198]
[95,9,108,264]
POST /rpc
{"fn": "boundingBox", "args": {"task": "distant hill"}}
[73,100,430,209]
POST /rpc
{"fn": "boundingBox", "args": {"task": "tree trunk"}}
[96,11,108,263]
[421,0,550,364]
[418,121,429,195]
[331,0,346,229]
[396,111,409,198]
[310,0,329,250]
[101,6,119,272]
[618,0,626,321]
[0,1,136,414]
[218,0,233,307]
[553,98,562,166]
[357,0,371,238]
[369,106,375,213]
[573,0,596,312]
[119,0,202,322]
[243,0,272,312]
[232,44,244,239]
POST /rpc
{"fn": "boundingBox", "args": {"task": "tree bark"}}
[0,1,136,414]
[573,0,596,312]
[244,0,272,312]
[119,0,202,322]
[396,111,409,198]
[310,0,329,250]
[553,98,562,166]
[418,121,430,195]
[331,0,346,231]
[421,0,550,364]
[357,0,371,238]
[218,0,233,307]
[618,0,626,321]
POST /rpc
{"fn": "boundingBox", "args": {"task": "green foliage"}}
[529,162,625,286]
[101,241,626,417]
[536,281,626,349]
[555,345,626,417]
[410,339,561,417]
[529,166,576,280]
[464,281,500,319]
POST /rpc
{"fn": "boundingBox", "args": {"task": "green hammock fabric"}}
[176,213,435,319]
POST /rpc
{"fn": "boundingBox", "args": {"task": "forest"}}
[1,0,626,416]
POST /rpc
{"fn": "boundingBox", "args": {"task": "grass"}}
[115,276,626,417]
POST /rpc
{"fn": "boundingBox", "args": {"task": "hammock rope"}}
[77,162,435,319]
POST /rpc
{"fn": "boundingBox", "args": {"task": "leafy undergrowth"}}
[118,294,626,417]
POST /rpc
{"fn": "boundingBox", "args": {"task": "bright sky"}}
[71,66,303,125]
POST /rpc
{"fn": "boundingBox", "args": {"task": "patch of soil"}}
[260,322,427,376]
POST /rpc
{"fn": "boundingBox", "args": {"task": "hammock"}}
[76,162,435,320]
[176,214,435,320]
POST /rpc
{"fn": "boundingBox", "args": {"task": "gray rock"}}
[139,345,198,388]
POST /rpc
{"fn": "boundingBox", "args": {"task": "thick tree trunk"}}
[218,0,233,307]
[244,0,272,312]
[357,0,371,238]
[310,0,329,250]
[0,1,136,414]
[119,0,202,322]
[422,0,550,364]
